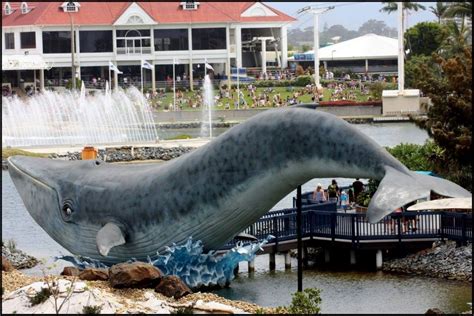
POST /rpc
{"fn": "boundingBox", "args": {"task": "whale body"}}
[8,108,471,264]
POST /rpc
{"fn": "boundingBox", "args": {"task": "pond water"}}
[3,122,471,313]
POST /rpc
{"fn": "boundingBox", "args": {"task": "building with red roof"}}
[2,1,294,92]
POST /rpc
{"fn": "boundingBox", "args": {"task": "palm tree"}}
[443,1,472,19]
[380,2,426,14]
[430,2,449,23]
[441,21,471,56]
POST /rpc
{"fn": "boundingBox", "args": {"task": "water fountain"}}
[2,84,158,147]
[200,74,213,138]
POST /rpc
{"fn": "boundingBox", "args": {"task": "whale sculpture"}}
[8,107,471,264]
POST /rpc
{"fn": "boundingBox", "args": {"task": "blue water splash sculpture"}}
[57,235,274,289]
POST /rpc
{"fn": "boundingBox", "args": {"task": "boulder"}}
[79,268,109,281]
[60,266,81,276]
[2,256,13,272]
[425,308,445,314]
[155,275,192,299]
[109,262,162,288]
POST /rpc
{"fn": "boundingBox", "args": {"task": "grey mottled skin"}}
[8,108,471,264]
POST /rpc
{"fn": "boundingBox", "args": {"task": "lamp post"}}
[397,1,404,93]
[68,2,76,89]
[310,6,333,88]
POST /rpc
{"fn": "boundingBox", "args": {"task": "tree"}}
[430,2,449,23]
[404,22,448,56]
[404,54,439,89]
[358,19,397,37]
[301,44,311,53]
[412,48,472,191]
[443,1,472,19]
[440,21,471,56]
[380,1,426,14]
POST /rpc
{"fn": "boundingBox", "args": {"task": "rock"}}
[2,256,14,272]
[60,266,80,276]
[425,308,444,314]
[79,268,109,281]
[109,262,162,288]
[155,275,192,299]
[2,245,38,269]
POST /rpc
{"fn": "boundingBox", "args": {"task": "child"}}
[340,190,349,212]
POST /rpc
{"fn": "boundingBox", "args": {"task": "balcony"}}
[116,46,152,55]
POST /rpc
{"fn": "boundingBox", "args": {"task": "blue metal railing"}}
[222,208,472,250]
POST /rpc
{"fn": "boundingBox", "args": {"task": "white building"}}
[288,34,398,75]
[2,1,294,92]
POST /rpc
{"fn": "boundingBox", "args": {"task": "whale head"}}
[7,155,101,256]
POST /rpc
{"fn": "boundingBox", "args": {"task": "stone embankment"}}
[2,245,38,270]
[382,240,472,282]
[48,146,195,163]
[157,121,238,129]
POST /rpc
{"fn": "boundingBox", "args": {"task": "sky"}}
[266,2,438,30]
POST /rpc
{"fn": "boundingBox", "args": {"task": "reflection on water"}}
[216,254,472,314]
[4,122,469,313]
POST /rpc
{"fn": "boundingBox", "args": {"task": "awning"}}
[407,197,472,211]
[2,55,52,71]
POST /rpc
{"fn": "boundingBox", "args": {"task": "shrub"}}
[172,306,194,314]
[368,81,386,100]
[287,288,322,314]
[65,78,83,90]
[294,75,313,87]
[385,142,440,171]
[82,305,102,314]
[6,239,17,253]
[29,288,52,306]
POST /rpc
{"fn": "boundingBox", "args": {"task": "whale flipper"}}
[96,223,126,256]
[367,166,472,224]
[412,172,471,199]
[367,166,428,223]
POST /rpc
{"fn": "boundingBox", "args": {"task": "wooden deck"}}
[221,202,472,252]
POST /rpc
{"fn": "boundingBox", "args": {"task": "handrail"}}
[222,209,472,249]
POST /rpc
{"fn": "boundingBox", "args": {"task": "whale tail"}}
[367,166,472,223]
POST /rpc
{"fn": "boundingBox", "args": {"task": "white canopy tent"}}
[2,55,53,92]
[288,33,398,61]
[2,55,52,71]
[407,198,472,211]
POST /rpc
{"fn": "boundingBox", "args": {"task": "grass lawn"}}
[149,87,371,111]
[2,148,51,160]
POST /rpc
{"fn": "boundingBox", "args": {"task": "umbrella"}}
[407,197,472,211]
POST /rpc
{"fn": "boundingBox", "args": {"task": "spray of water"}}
[200,75,213,138]
[2,85,158,147]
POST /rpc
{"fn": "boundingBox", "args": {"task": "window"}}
[4,2,12,15]
[154,29,188,51]
[116,29,150,37]
[181,1,199,10]
[61,2,80,12]
[192,28,226,50]
[20,32,36,49]
[20,2,29,14]
[116,29,151,54]
[127,15,144,24]
[42,31,72,53]
[79,31,113,53]
[5,33,14,49]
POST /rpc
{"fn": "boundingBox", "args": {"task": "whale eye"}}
[61,203,74,221]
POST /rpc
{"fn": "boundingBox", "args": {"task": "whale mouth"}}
[8,156,57,192]
[7,155,62,231]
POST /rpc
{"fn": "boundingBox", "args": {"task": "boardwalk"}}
[222,202,472,253]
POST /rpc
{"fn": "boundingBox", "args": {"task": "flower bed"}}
[319,100,382,107]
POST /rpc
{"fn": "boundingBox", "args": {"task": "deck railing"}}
[222,208,472,249]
